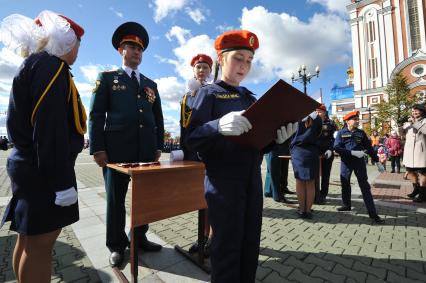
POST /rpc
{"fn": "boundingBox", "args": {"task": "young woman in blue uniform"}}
[179,53,214,255]
[186,30,297,283]
[334,111,384,223]
[180,54,213,161]
[290,111,324,219]
[315,104,337,204]
[0,11,85,282]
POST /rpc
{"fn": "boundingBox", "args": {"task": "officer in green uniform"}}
[89,22,164,267]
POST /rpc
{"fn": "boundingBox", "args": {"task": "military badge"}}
[249,36,255,47]
[144,86,156,103]
[112,85,117,91]
[93,80,101,92]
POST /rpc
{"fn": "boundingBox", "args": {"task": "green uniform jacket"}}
[89,69,164,162]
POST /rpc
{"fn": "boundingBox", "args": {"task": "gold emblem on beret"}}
[249,36,255,47]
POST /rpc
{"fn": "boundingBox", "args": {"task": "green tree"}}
[375,72,417,132]
[331,116,344,130]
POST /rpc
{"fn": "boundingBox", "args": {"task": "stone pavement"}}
[1,150,426,282]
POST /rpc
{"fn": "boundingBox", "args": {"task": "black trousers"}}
[103,167,148,252]
[390,156,401,172]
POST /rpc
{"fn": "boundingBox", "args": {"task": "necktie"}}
[131,70,139,87]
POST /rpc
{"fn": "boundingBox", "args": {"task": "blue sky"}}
[0,0,352,137]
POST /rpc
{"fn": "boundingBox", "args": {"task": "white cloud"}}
[215,24,237,33]
[75,82,94,98]
[163,115,180,137]
[79,63,118,83]
[0,48,23,80]
[152,0,188,22]
[109,7,124,18]
[155,76,186,103]
[165,26,191,45]
[308,0,349,15]
[162,26,215,80]
[185,8,206,24]
[240,6,351,82]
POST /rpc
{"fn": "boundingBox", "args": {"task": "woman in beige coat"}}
[403,104,426,202]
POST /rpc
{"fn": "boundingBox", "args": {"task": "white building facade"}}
[347,0,426,129]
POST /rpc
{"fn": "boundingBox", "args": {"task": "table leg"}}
[131,226,139,283]
[174,208,210,273]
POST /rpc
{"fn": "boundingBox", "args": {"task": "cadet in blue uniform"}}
[89,22,164,267]
[333,111,384,223]
[0,11,85,283]
[186,30,297,283]
[180,53,214,255]
[291,112,324,219]
[180,54,213,161]
[315,104,337,204]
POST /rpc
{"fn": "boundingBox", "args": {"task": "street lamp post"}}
[291,64,320,94]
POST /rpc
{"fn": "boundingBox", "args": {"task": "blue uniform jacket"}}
[89,69,164,162]
[7,51,84,192]
[317,118,337,154]
[334,127,378,163]
[185,81,270,176]
[179,90,200,161]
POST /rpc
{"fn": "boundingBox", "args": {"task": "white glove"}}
[376,163,385,173]
[275,122,298,144]
[218,111,252,136]
[351,150,366,158]
[324,150,333,159]
[55,187,78,207]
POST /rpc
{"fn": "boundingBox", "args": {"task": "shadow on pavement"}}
[263,198,426,227]
[0,231,109,283]
[257,248,426,282]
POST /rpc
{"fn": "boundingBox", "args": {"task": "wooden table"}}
[107,161,208,283]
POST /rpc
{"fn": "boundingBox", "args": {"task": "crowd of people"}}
[0,9,425,283]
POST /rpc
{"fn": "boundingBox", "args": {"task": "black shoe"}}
[390,170,395,173]
[283,188,295,195]
[188,241,199,254]
[140,240,162,252]
[305,212,313,219]
[204,237,211,258]
[337,206,351,212]
[413,196,426,203]
[317,196,326,205]
[370,215,385,224]
[408,185,420,198]
[264,192,272,198]
[109,251,124,267]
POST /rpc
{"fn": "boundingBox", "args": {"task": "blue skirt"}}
[0,159,79,235]
[290,146,319,181]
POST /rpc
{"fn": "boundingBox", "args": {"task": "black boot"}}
[408,183,420,199]
[413,187,426,203]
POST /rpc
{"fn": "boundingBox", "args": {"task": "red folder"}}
[228,79,321,150]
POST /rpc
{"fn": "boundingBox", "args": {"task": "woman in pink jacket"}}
[385,131,402,173]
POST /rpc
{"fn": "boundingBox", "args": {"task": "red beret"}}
[214,30,259,54]
[34,14,84,40]
[316,104,327,111]
[190,54,213,68]
[59,15,84,40]
[343,111,360,121]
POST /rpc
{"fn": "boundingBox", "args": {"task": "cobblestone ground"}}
[1,150,426,282]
